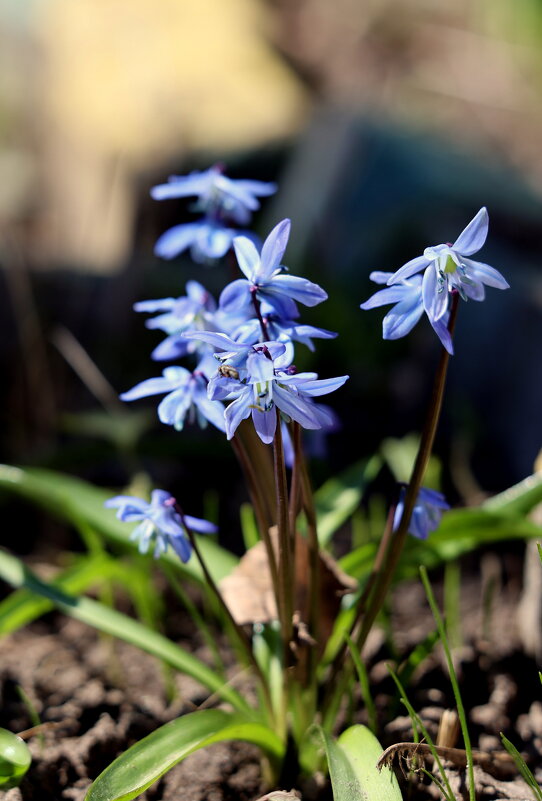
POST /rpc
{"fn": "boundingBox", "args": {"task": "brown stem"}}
[273,411,294,652]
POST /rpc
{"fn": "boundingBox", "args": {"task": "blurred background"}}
[1,0,541,550]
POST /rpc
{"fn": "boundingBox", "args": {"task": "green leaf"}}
[483,472,542,518]
[0,553,119,635]
[0,465,237,583]
[315,457,381,546]
[0,728,32,788]
[86,709,284,801]
[319,725,402,801]
[341,508,542,579]
[0,550,251,716]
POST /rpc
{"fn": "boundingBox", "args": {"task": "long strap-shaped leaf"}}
[0,465,237,584]
[318,724,402,801]
[86,708,284,801]
[0,553,119,635]
[0,550,251,716]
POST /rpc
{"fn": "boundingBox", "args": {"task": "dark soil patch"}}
[0,551,541,800]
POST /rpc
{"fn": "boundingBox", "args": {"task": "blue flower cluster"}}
[151,165,276,263]
[361,208,509,353]
[121,169,348,443]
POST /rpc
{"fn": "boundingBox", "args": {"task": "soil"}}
[1,550,541,801]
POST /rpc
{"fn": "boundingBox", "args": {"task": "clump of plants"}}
[1,164,540,801]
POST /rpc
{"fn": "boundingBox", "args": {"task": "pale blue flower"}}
[394,486,450,540]
[360,271,453,354]
[207,346,348,444]
[135,281,218,361]
[386,208,509,324]
[219,220,328,319]
[151,166,276,224]
[151,166,276,262]
[120,366,226,432]
[105,489,216,562]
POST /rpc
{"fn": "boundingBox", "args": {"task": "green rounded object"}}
[0,728,32,787]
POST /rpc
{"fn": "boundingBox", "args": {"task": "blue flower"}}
[120,366,226,432]
[394,486,450,540]
[360,271,454,354]
[207,346,348,444]
[134,281,218,361]
[151,166,276,262]
[151,166,276,224]
[219,220,328,319]
[386,208,509,324]
[105,489,217,562]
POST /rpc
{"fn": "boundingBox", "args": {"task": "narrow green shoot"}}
[15,685,44,751]
[443,560,462,649]
[500,733,542,801]
[387,666,456,801]
[344,633,377,734]
[420,565,475,801]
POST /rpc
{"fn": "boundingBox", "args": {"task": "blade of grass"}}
[344,633,377,734]
[419,565,475,801]
[387,666,456,801]
[500,733,542,801]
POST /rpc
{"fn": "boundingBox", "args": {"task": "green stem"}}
[179,507,275,721]
[273,412,294,656]
[355,294,459,653]
[230,433,280,607]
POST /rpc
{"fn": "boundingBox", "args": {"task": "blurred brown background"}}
[0,0,541,511]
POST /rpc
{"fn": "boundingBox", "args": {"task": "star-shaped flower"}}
[386,208,509,324]
[120,366,226,432]
[105,489,216,562]
[219,219,328,319]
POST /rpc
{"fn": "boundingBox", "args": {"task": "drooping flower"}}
[151,166,276,262]
[105,489,217,562]
[360,271,454,354]
[219,219,328,319]
[120,366,226,432]
[386,208,509,324]
[393,486,450,540]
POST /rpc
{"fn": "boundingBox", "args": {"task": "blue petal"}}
[219,279,252,313]
[462,257,510,290]
[158,387,193,428]
[232,179,277,198]
[382,295,424,339]
[184,515,218,534]
[120,369,190,401]
[259,219,291,280]
[225,390,253,440]
[169,534,192,563]
[360,285,415,310]
[233,236,260,280]
[151,336,191,362]
[431,317,454,355]
[422,266,449,322]
[150,171,213,200]
[154,223,200,259]
[257,290,299,319]
[293,375,349,397]
[463,281,485,302]
[183,330,244,351]
[251,408,276,444]
[369,271,394,285]
[194,393,226,432]
[273,385,321,429]
[452,207,488,256]
[387,255,431,285]
[134,298,176,313]
[265,275,328,307]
